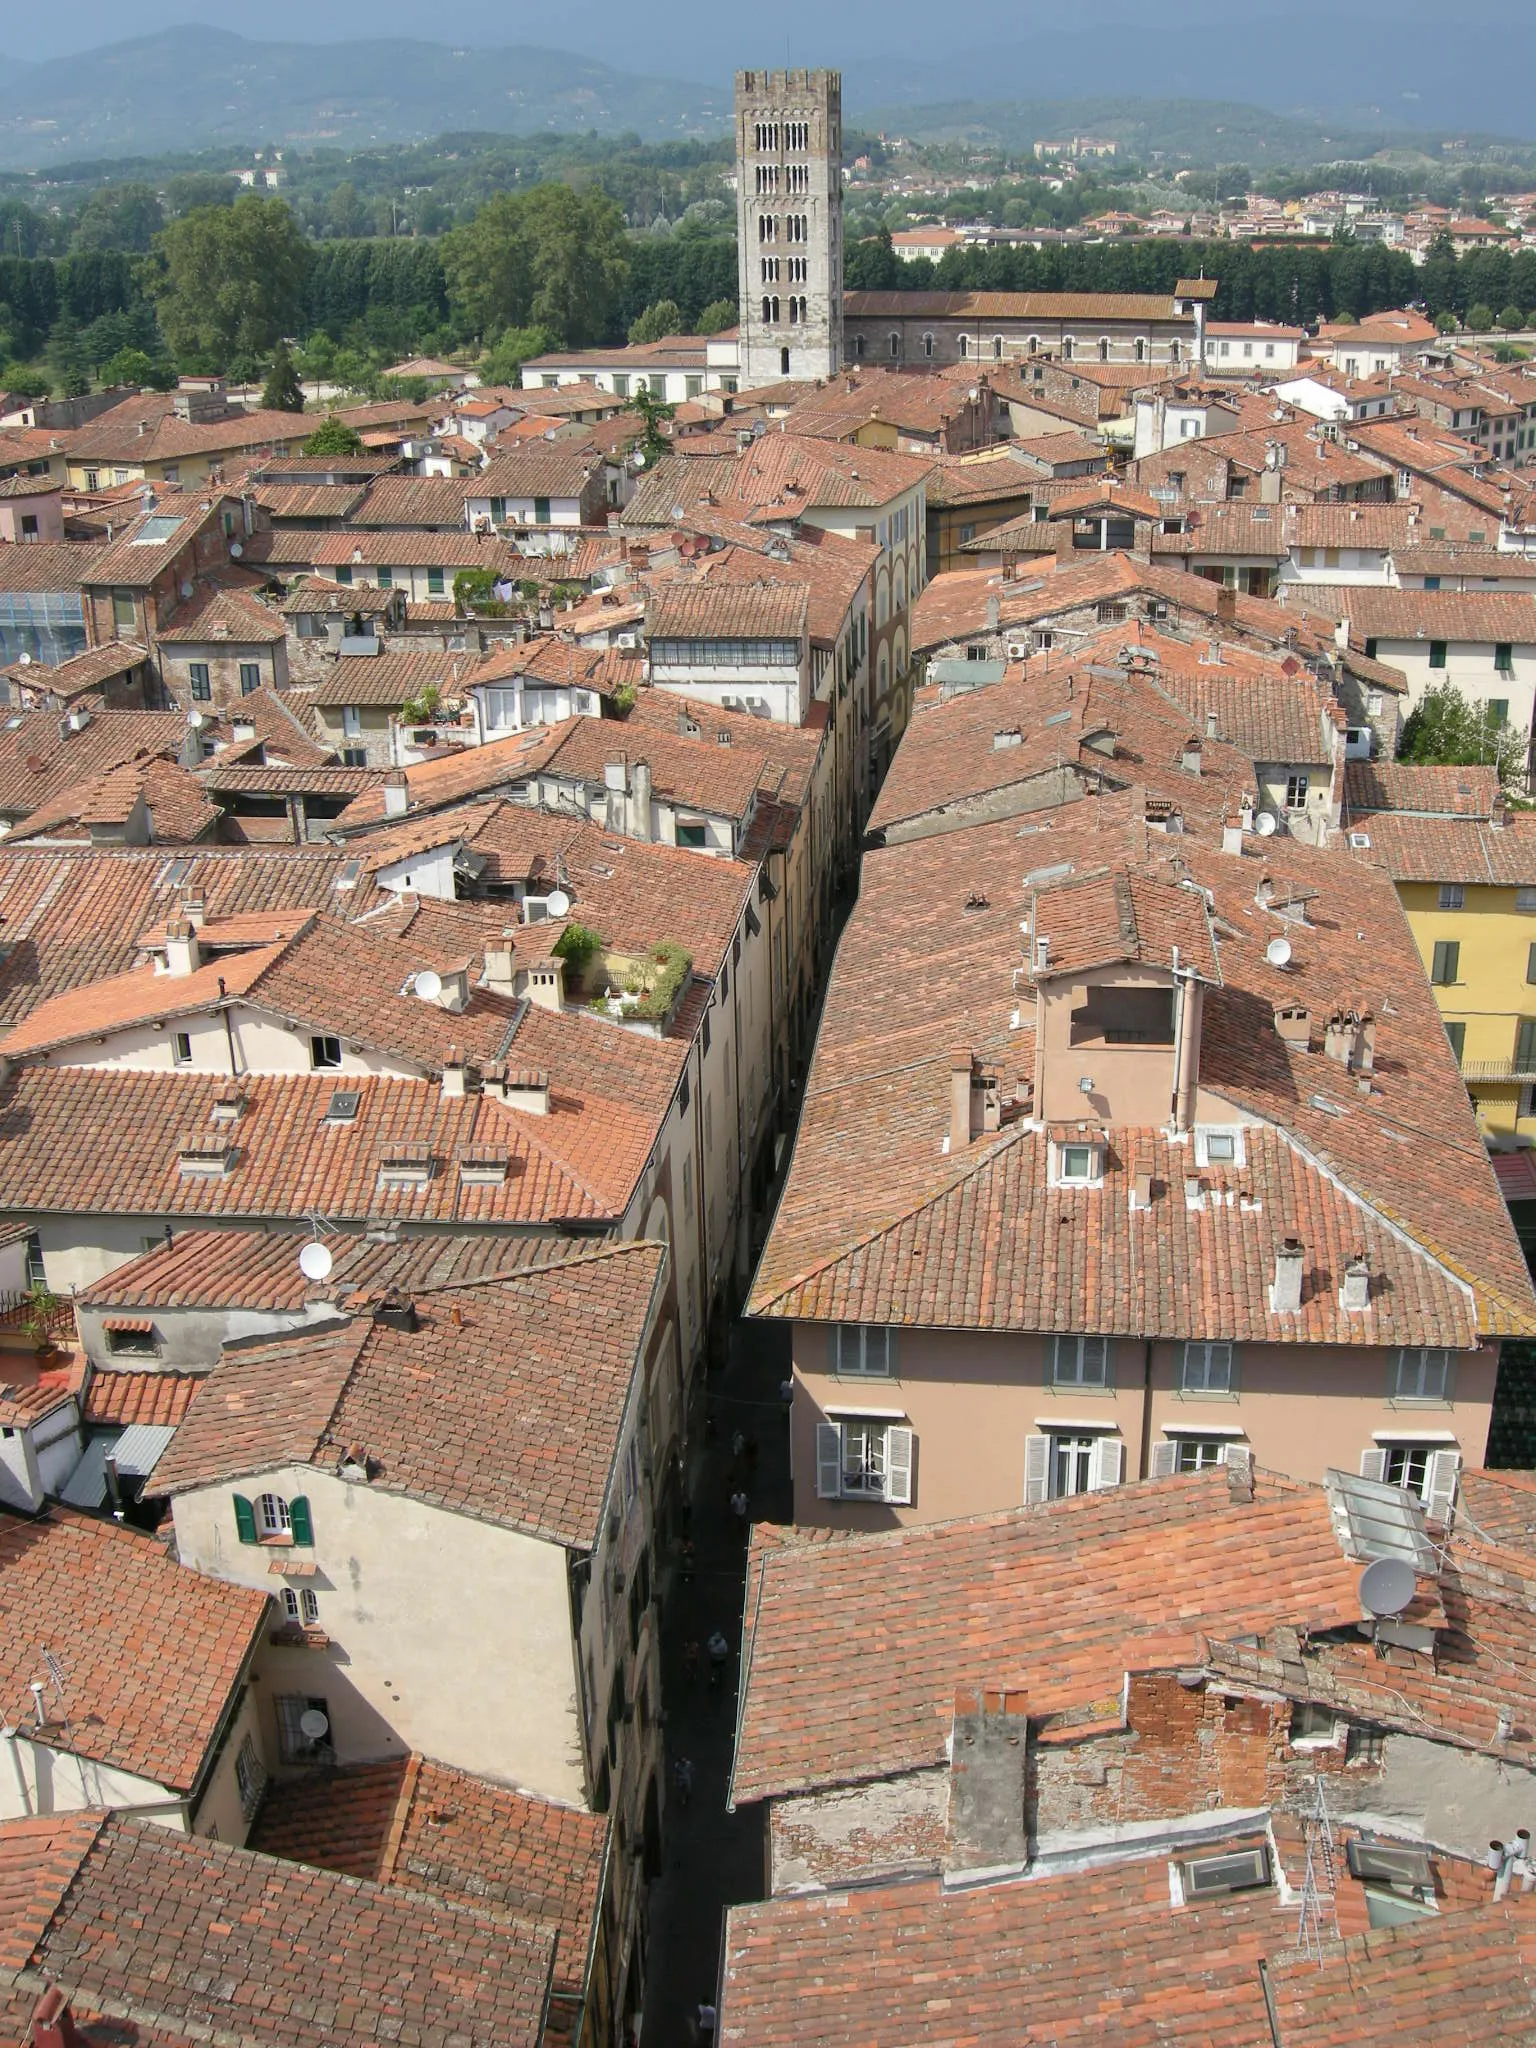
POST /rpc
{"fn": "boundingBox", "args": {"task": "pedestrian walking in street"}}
[679,1534,696,1582]
[708,1629,730,1689]
[730,1488,749,1535]
[673,1755,694,1806]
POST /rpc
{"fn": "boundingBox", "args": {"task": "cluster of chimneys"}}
[1269,1238,1372,1315]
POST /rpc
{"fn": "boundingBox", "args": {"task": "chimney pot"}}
[31,1988,87,2048]
[1341,1253,1371,1311]
[1271,1237,1305,1314]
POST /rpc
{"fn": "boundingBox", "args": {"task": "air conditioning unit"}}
[1005,639,1031,661]
[615,632,639,650]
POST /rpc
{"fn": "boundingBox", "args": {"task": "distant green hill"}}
[0,27,730,168]
[855,95,1518,169]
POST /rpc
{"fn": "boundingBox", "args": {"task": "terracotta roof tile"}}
[9,1814,555,2048]
[249,1755,607,2003]
[0,1512,267,1791]
[152,1241,665,1546]
[731,1470,1363,1802]
[154,584,286,644]
[83,1367,205,1427]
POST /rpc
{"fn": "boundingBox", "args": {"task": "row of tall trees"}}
[11,191,1536,392]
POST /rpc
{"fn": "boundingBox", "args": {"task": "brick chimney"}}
[164,917,200,977]
[1215,585,1238,625]
[945,1689,1029,1879]
[950,1048,976,1152]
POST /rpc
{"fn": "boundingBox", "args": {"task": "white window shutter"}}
[1426,1447,1462,1522]
[1044,1338,1061,1387]
[1359,1447,1388,1483]
[1090,1436,1124,1491]
[1150,1439,1178,1478]
[1024,1433,1051,1504]
[1222,1442,1252,1482]
[884,1426,914,1506]
[816,1423,843,1499]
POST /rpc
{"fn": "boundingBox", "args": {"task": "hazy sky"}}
[8,0,1530,132]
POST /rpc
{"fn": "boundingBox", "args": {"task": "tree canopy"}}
[1399,683,1524,786]
[628,298,683,344]
[302,415,364,455]
[261,338,305,412]
[151,196,311,371]
[442,184,628,347]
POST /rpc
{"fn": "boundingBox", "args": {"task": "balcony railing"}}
[1460,1057,1536,1085]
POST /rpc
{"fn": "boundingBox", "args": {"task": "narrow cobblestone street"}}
[641,1314,793,2046]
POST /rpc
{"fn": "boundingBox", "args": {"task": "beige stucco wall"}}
[1035,964,1182,1127]
[189,1676,269,1845]
[170,1463,586,1803]
[0,1734,183,1827]
[44,1005,422,1079]
[790,1323,1497,1527]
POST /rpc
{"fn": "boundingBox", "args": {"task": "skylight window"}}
[131,516,185,545]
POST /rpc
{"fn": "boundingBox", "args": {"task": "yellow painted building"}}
[1345,765,1536,1146]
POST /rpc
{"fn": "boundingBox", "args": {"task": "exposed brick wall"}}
[770,1771,949,1892]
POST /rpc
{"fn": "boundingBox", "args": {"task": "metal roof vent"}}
[325,1088,361,1124]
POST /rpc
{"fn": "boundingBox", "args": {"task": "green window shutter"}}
[428,567,445,595]
[535,496,552,525]
[1518,1019,1536,1072]
[1445,1020,1466,1061]
[1431,940,1459,985]
[1527,943,1536,986]
[289,1496,314,1546]
[233,1493,257,1544]
[1429,640,1447,669]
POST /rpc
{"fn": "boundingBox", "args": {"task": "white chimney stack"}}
[1271,1237,1305,1315]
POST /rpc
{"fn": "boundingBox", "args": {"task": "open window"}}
[1069,983,1174,1047]
[1181,1845,1269,1899]
[815,1418,913,1505]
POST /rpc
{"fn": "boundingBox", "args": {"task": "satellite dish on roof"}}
[299,1240,334,1282]
[546,888,571,917]
[16,652,29,666]
[1254,810,1278,837]
[229,540,243,558]
[187,711,206,729]
[180,580,194,600]
[1265,935,1293,970]
[298,1706,330,1741]
[415,968,443,1003]
[1360,1555,1417,1618]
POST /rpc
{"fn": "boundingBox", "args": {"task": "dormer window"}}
[1195,1126,1245,1168]
[1052,1140,1104,1187]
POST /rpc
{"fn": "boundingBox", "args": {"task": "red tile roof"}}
[731,1470,1361,1802]
[152,1241,665,1546]
[83,1367,206,1427]
[4,1813,556,2048]
[154,584,286,644]
[0,1511,267,1792]
[0,934,295,1057]
[248,1755,607,2005]
[747,804,1534,1343]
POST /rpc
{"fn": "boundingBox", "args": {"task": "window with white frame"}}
[1362,1441,1460,1514]
[1391,1348,1451,1401]
[1286,774,1309,810]
[1051,1334,1111,1389]
[258,1492,291,1537]
[282,1585,319,1627]
[1054,1140,1103,1186]
[1180,1341,1234,1394]
[1173,1436,1227,1471]
[1024,1429,1122,1501]
[815,1417,914,1504]
[1194,1126,1244,1168]
[833,1326,894,1377]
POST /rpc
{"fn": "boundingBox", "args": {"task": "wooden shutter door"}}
[1150,1440,1178,1478]
[1089,1436,1124,1491]
[1024,1434,1051,1504]
[1425,1448,1462,1522]
[1359,1447,1388,1483]
[289,1497,314,1546]
[233,1493,257,1544]
[816,1424,842,1500]
[884,1427,914,1506]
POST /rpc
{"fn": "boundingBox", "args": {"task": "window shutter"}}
[1044,1337,1060,1387]
[816,1423,842,1500]
[1101,1338,1115,1391]
[827,1326,840,1373]
[1024,1433,1051,1504]
[1359,1447,1389,1483]
[886,1329,899,1379]
[1226,1345,1241,1395]
[1425,1448,1461,1522]
[233,1493,257,1544]
[1090,1436,1124,1491]
[288,1496,314,1547]
[1222,1443,1252,1483]
[884,1426,914,1506]
[1519,1018,1536,1072]
[1150,1440,1178,1478]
